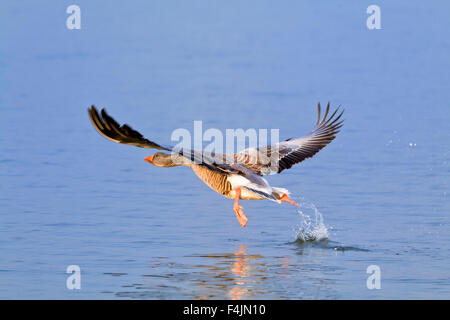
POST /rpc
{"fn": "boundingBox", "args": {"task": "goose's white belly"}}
[227,174,271,200]
[227,188,265,200]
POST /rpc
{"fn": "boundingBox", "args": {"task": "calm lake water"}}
[0,1,449,299]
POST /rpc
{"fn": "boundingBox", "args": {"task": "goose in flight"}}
[88,103,344,228]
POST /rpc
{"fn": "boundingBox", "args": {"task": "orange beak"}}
[144,155,154,164]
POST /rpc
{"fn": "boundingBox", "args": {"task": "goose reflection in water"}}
[190,244,268,300]
[113,244,300,299]
[228,245,250,300]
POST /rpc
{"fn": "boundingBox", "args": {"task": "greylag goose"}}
[88,103,344,228]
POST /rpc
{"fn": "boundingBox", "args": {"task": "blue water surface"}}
[0,0,449,299]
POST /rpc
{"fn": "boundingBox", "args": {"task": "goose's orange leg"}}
[233,187,248,228]
[280,194,299,207]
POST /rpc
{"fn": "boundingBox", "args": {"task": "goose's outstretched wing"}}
[88,105,233,173]
[88,105,171,150]
[235,102,344,175]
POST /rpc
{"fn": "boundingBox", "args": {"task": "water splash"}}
[294,198,329,242]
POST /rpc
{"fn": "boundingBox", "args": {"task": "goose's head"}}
[144,152,184,167]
